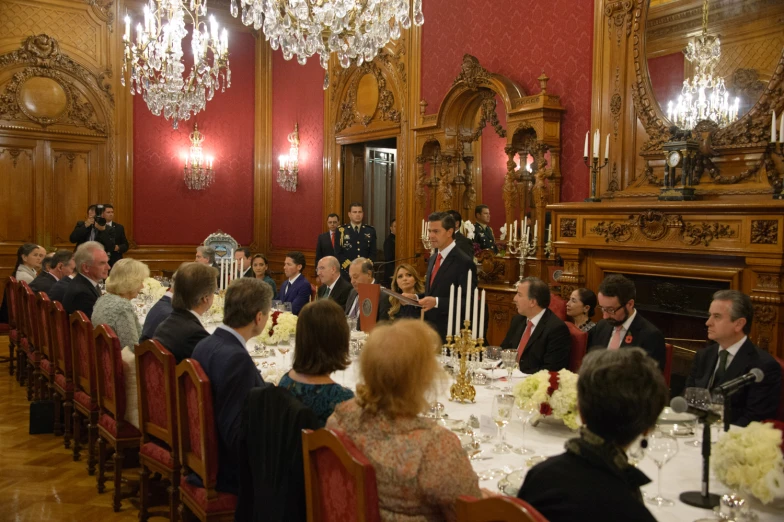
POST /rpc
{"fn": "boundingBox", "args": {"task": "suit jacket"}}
[501,310,571,374]
[590,312,666,370]
[279,274,312,315]
[453,232,475,259]
[316,277,352,309]
[344,284,391,329]
[69,221,96,248]
[62,273,101,318]
[47,276,73,303]
[97,222,129,266]
[29,271,58,294]
[140,294,173,342]
[192,327,264,495]
[153,308,208,363]
[315,231,336,265]
[422,246,477,342]
[686,338,782,427]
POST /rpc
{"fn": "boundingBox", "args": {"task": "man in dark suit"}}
[418,212,477,342]
[234,247,254,278]
[278,251,312,315]
[344,258,390,328]
[335,202,377,277]
[95,204,129,267]
[30,250,74,294]
[686,290,781,426]
[447,210,475,259]
[501,277,571,373]
[192,278,272,495]
[48,275,74,303]
[154,263,216,362]
[590,274,666,370]
[62,241,110,318]
[473,204,498,253]
[316,213,340,266]
[382,219,396,285]
[141,289,173,342]
[69,204,98,249]
[316,256,352,309]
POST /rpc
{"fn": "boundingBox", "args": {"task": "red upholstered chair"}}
[775,356,784,422]
[302,428,381,522]
[50,301,75,448]
[5,277,20,376]
[93,324,142,511]
[456,495,550,522]
[70,311,99,474]
[663,343,674,387]
[176,358,237,521]
[136,339,180,522]
[566,322,588,372]
[547,293,567,321]
[35,292,55,403]
[20,282,41,401]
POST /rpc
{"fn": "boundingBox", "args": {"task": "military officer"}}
[336,202,377,276]
[473,204,498,253]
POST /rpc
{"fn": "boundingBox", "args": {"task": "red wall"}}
[421,0,594,203]
[649,53,684,112]
[481,96,507,227]
[133,31,256,246]
[270,52,325,251]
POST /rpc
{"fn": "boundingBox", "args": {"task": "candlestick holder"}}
[444,321,485,403]
[506,237,537,283]
[583,156,608,202]
[420,234,433,250]
[544,236,554,258]
[771,142,784,200]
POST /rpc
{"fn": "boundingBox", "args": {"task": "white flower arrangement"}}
[462,220,476,240]
[254,311,298,345]
[203,294,225,324]
[499,224,507,241]
[512,369,580,430]
[261,366,287,385]
[712,422,784,504]
[140,277,163,296]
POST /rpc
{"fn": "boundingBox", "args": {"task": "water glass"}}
[710,391,725,440]
[501,350,517,391]
[512,402,537,455]
[485,347,502,390]
[644,431,679,507]
[491,394,515,454]
[683,387,710,446]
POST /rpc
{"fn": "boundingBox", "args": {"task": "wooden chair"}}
[93,324,142,512]
[5,277,20,376]
[176,358,237,522]
[136,339,180,522]
[50,300,75,448]
[70,311,99,474]
[456,495,550,522]
[547,293,567,321]
[663,343,674,386]
[20,282,41,401]
[565,322,588,372]
[35,292,55,404]
[302,428,381,522]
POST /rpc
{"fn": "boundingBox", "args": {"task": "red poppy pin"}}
[624,334,633,344]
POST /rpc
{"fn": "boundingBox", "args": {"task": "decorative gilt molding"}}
[334,60,401,133]
[751,220,779,244]
[757,274,781,290]
[0,147,33,168]
[680,222,734,247]
[560,218,577,238]
[476,249,506,283]
[590,211,735,247]
[85,0,115,33]
[452,54,491,90]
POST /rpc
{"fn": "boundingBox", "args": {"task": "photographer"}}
[95,204,128,267]
[69,204,100,248]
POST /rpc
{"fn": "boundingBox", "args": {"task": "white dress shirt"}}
[432,240,457,309]
[606,309,637,349]
[713,335,746,374]
[524,308,547,336]
[284,273,302,295]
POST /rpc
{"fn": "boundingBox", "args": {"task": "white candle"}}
[124,15,130,41]
[604,134,609,162]
[593,129,599,158]
[780,112,784,144]
[465,271,472,323]
[548,224,553,243]
[479,290,486,340]
[220,258,224,290]
[583,131,588,158]
[447,284,454,338]
[240,258,244,278]
[455,286,462,336]
[772,111,777,143]
[534,220,539,244]
[471,288,479,339]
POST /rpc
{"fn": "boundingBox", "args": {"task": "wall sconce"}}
[184,123,215,190]
[278,123,299,192]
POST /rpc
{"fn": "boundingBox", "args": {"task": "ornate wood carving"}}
[0,147,32,168]
[680,222,735,247]
[605,0,634,45]
[589,210,736,247]
[452,54,492,90]
[476,249,506,283]
[757,274,781,290]
[334,60,400,133]
[752,304,777,351]
[751,220,779,244]
[560,218,577,238]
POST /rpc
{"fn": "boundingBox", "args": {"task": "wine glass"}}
[491,394,515,454]
[501,350,517,392]
[347,316,357,332]
[277,336,292,366]
[512,401,537,455]
[485,346,502,390]
[644,431,679,506]
[710,391,725,441]
[683,387,710,447]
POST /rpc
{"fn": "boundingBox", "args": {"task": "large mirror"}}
[646,0,784,128]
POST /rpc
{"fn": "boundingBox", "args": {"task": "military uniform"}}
[336,223,377,273]
[473,223,497,253]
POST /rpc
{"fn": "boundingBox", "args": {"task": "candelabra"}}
[584,156,608,202]
[420,234,432,250]
[278,123,299,192]
[544,235,554,258]
[445,320,485,403]
[184,124,214,190]
[772,141,784,200]
[507,235,536,283]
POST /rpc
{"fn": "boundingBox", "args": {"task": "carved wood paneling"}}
[0,138,37,244]
[50,143,96,246]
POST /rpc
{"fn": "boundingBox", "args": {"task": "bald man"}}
[316,256,353,309]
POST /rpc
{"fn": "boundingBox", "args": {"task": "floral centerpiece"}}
[512,369,580,430]
[712,421,784,504]
[139,277,167,300]
[254,311,297,346]
[202,294,224,324]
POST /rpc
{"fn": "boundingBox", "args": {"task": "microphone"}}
[714,368,764,395]
[670,396,721,424]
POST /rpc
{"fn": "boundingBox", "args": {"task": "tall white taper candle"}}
[455,286,462,336]
[447,284,454,338]
[465,271,472,323]
[471,288,479,339]
[479,289,486,340]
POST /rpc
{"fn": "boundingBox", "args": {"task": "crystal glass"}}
[347,316,357,332]
[491,394,515,454]
[644,431,679,507]
[710,391,725,441]
[512,402,537,455]
[684,387,710,447]
[484,346,502,390]
[501,350,517,392]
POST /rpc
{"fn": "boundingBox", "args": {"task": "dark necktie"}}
[712,349,729,387]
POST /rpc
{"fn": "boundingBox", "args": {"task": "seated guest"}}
[345,257,390,324]
[518,348,666,522]
[246,253,277,298]
[501,277,571,374]
[48,272,76,303]
[30,250,74,294]
[316,256,352,309]
[327,320,481,520]
[686,290,782,426]
[591,274,666,370]
[386,263,425,320]
[140,284,173,342]
[447,210,475,258]
[192,278,272,494]
[63,241,110,318]
[195,245,216,266]
[14,243,44,284]
[92,258,148,351]
[566,287,597,334]
[278,300,354,425]
[154,263,215,362]
[279,251,311,315]
[234,247,253,277]
[41,252,54,273]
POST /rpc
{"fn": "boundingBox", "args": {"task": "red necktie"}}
[516,320,533,362]
[430,254,443,284]
[609,326,622,350]
[331,231,335,249]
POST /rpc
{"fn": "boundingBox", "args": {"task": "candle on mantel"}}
[780,112,784,144]
[534,220,539,245]
[583,131,589,158]
[455,286,462,336]
[772,111,778,143]
[593,129,600,158]
[447,284,454,338]
[604,134,609,162]
[465,271,472,323]
[548,224,553,243]
[478,289,486,340]
[471,287,479,339]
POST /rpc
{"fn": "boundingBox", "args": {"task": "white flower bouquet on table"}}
[512,369,580,430]
[139,277,167,300]
[203,294,224,324]
[712,421,784,504]
[254,311,298,346]
[462,220,476,240]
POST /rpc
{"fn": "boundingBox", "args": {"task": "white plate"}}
[657,406,696,424]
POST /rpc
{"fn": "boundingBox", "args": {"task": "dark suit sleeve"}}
[735,356,782,427]
[115,224,129,254]
[685,349,706,389]
[69,222,89,244]
[641,325,667,371]
[316,235,325,264]
[291,281,311,315]
[221,350,264,451]
[501,316,524,349]
[74,290,96,318]
[542,321,572,371]
[369,228,377,262]
[95,227,114,253]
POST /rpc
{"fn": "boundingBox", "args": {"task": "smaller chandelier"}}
[278,123,299,192]
[184,123,215,190]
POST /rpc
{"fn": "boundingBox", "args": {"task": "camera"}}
[95,204,106,226]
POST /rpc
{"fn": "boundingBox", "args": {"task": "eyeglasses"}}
[599,306,623,314]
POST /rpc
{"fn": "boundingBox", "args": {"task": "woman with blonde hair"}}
[386,263,425,320]
[327,320,481,521]
[92,258,149,351]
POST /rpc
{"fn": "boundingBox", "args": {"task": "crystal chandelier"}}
[184,123,215,190]
[229,0,424,89]
[122,0,231,129]
[278,123,299,192]
[666,0,739,130]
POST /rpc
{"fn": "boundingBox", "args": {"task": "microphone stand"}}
[679,417,720,509]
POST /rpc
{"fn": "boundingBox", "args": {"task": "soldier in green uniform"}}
[473,204,498,253]
[335,202,377,278]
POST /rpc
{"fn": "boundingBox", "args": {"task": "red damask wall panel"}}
[133,31,256,246]
[481,96,507,228]
[421,0,594,202]
[270,52,325,251]
[648,53,684,113]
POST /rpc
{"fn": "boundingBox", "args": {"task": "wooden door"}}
[342,144,366,222]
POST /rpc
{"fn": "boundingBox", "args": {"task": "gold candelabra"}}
[584,155,608,202]
[445,320,485,403]
[506,236,536,283]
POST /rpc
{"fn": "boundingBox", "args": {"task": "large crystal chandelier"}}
[666,0,738,130]
[122,0,231,129]
[229,0,424,89]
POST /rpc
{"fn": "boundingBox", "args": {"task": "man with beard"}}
[590,274,666,370]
